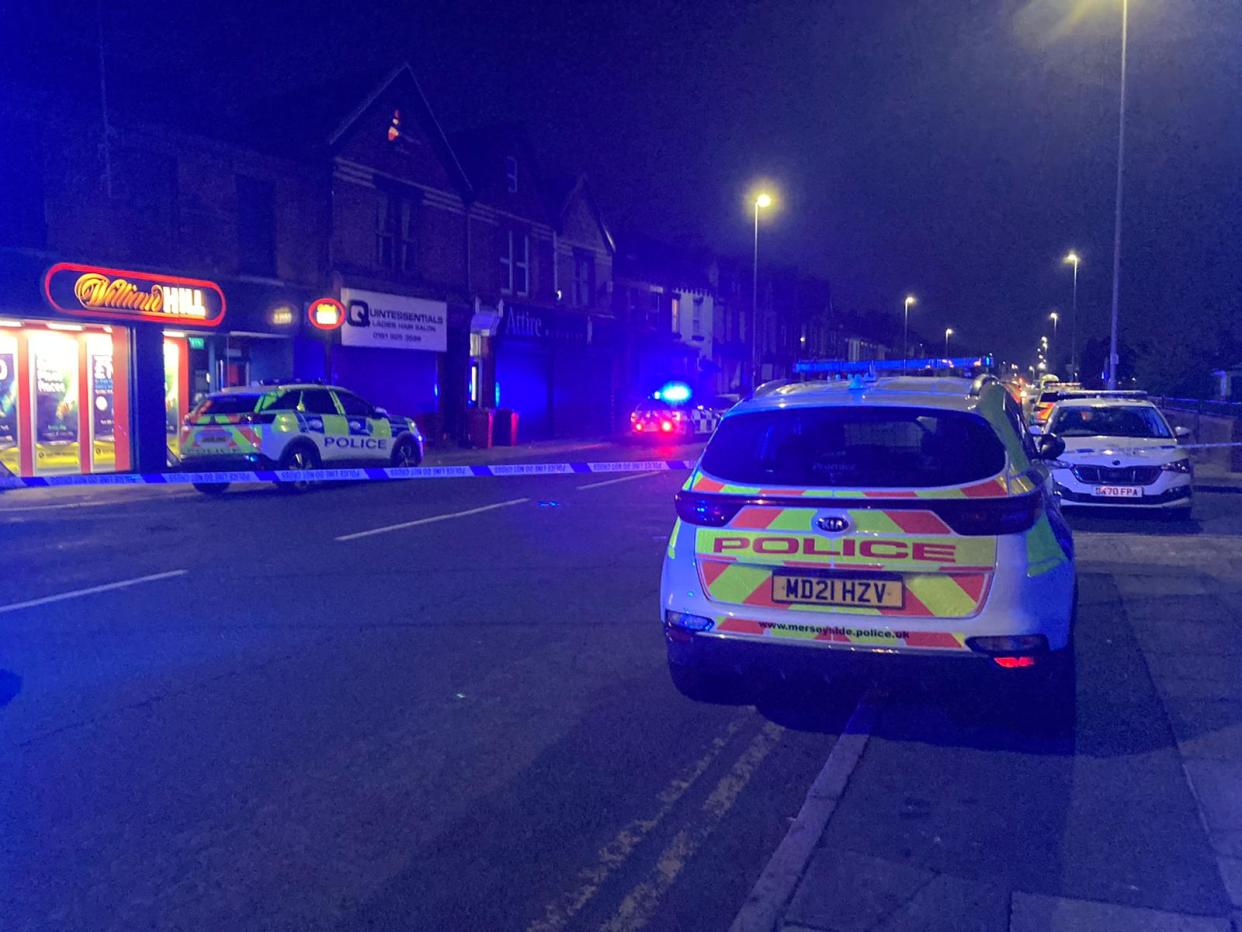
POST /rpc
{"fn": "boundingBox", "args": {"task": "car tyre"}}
[390,437,422,468]
[192,482,229,495]
[667,659,747,704]
[276,443,320,493]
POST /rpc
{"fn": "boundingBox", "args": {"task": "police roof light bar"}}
[794,355,994,376]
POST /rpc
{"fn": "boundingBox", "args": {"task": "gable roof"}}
[545,173,616,254]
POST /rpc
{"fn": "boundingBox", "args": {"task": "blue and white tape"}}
[0,459,696,490]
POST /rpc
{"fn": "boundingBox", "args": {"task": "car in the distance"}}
[178,382,423,494]
[660,375,1076,709]
[1039,397,1192,514]
[628,384,728,441]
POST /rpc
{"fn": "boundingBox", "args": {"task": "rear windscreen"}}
[191,394,262,418]
[701,407,1008,488]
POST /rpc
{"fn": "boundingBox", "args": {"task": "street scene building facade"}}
[0,62,894,478]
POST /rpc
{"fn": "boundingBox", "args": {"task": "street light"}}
[944,327,953,357]
[1049,311,1059,371]
[1106,0,1130,389]
[751,191,774,390]
[1063,252,1080,378]
[902,295,916,371]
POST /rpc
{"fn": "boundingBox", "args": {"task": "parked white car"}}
[1040,398,1192,514]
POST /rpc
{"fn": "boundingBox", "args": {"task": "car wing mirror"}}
[1027,422,1044,437]
[1038,434,1066,461]
[1174,425,1191,441]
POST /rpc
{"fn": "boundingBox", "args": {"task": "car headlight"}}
[1161,458,1193,474]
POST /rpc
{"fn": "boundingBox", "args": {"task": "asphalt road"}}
[2,445,1240,930]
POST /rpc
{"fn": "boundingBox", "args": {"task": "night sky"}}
[5,0,1241,380]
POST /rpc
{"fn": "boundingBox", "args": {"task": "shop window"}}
[501,230,530,296]
[237,176,276,276]
[572,251,594,308]
[0,330,18,475]
[377,187,418,274]
[299,388,338,416]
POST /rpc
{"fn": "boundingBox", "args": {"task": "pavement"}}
[2,441,1242,930]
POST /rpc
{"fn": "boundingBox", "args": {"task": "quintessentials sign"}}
[43,263,226,326]
[340,288,447,352]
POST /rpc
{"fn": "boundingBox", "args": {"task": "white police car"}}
[1040,397,1193,514]
[178,382,423,494]
[661,376,1077,706]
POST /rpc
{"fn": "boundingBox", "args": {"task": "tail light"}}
[675,491,743,527]
[634,422,645,431]
[660,420,674,432]
[935,493,1041,536]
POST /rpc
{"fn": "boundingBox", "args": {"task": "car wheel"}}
[667,659,747,704]
[192,482,229,495]
[391,437,422,468]
[276,443,320,493]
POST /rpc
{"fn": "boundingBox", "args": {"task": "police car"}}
[629,383,724,440]
[1039,397,1193,514]
[660,375,1077,705]
[178,382,424,494]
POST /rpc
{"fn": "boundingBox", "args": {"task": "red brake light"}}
[634,422,644,431]
[993,656,1038,669]
[675,491,744,527]
[935,493,1041,536]
[660,420,673,432]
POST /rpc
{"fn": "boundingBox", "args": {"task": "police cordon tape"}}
[0,459,697,490]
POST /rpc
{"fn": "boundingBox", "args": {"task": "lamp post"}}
[1107,0,1129,389]
[902,295,916,371]
[1049,311,1059,372]
[944,327,953,357]
[1063,251,1080,378]
[751,192,772,391]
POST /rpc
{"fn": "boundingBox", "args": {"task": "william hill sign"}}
[43,263,226,326]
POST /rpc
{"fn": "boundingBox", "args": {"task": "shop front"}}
[0,258,227,477]
[493,303,617,440]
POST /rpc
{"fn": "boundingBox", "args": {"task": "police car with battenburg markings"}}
[178,381,423,495]
[660,374,1077,709]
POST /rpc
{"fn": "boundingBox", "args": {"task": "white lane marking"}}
[335,498,530,542]
[600,722,786,932]
[576,471,662,491]
[527,717,748,932]
[0,570,189,616]
[729,690,882,932]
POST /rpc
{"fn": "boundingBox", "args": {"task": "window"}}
[505,156,518,193]
[692,296,704,338]
[188,393,262,421]
[701,407,1007,488]
[670,296,680,335]
[501,229,530,295]
[298,389,339,416]
[256,391,298,412]
[572,251,594,307]
[1049,405,1172,439]
[335,391,374,417]
[377,188,417,273]
[236,176,276,276]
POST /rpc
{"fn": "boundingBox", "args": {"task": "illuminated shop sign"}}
[43,263,226,326]
[308,297,346,331]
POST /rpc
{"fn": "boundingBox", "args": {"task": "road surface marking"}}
[335,498,530,542]
[730,690,882,932]
[0,570,189,616]
[600,722,785,932]
[526,717,748,932]
[576,472,662,490]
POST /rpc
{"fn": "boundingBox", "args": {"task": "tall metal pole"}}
[902,301,910,372]
[751,201,760,391]
[1107,0,1129,389]
[1070,257,1079,379]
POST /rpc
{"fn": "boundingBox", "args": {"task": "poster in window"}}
[0,337,16,446]
[91,349,115,440]
[31,332,80,474]
[163,339,181,457]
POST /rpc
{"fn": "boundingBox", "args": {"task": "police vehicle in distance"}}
[178,381,424,494]
[661,371,1077,713]
[628,382,725,440]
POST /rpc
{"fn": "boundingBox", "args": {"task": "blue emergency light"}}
[654,381,692,404]
[795,355,994,376]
